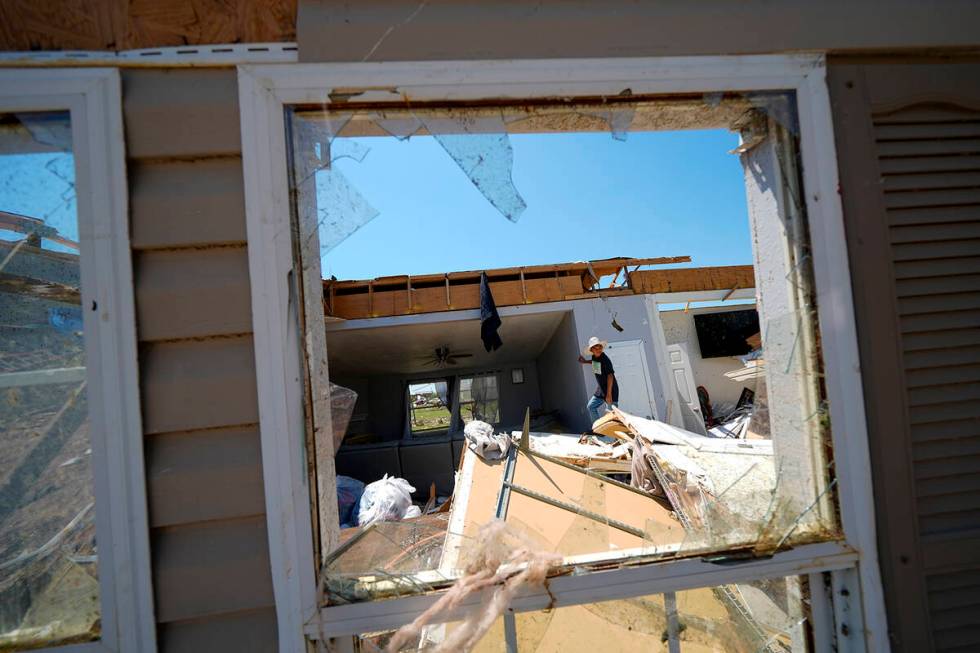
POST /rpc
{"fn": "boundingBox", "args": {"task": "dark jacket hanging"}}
[480,272,503,352]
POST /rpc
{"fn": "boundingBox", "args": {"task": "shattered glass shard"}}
[431,131,527,223]
[315,168,381,253]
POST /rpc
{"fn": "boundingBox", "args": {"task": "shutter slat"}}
[914,442,980,467]
[921,510,980,536]
[892,239,980,262]
[908,382,980,408]
[891,222,980,245]
[898,275,980,298]
[875,122,980,141]
[877,138,980,158]
[883,170,980,193]
[895,256,980,280]
[911,418,980,443]
[917,473,980,499]
[902,327,980,352]
[889,204,980,227]
[918,491,980,516]
[906,363,980,388]
[885,188,980,210]
[928,569,980,592]
[901,308,980,334]
[881,155,980,176]
[899,292,980,316]
[910,400,980,425]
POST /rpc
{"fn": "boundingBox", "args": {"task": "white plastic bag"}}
[463,420,511,460]
[357,474,416,526]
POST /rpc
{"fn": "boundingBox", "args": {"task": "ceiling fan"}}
[421,346,474,367]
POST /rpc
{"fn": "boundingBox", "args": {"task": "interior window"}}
[408,379,451,435]
[458,373,500,425]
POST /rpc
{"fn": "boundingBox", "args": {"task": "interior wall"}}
[337,362,542,441]
[570,295,671,424]
[659,305,757,410]
[536,312,586,432]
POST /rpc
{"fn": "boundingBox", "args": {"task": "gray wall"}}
[336,362,542,441]
[297,0,980,63]
[537,311,588,432]
[570,295,671,425]
[124,68,277,651]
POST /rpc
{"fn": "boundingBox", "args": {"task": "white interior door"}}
[604,340,656,420]
[667,342,706,432]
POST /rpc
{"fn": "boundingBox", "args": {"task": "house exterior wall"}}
[13,4,968,649]
[659,306,757,410]
[123,68,278,651]
[297,0,980,63]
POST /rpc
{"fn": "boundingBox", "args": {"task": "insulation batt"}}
[356,474,416,526]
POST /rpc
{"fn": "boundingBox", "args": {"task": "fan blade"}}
[448,359,458,365]
[453,353,474,358]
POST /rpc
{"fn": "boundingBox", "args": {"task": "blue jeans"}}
[587,395,617,424]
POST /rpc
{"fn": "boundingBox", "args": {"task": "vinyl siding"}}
[122,68,277,650]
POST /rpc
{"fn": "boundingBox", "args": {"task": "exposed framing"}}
[0,68,155,652]
[238,54,888,652]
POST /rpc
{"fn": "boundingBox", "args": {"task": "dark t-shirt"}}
[591,352,619,402]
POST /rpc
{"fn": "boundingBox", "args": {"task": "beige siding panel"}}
[141,336,259,435]
[135,247,253,342]
[297,1,980,62]
[157,608,278,653]
[146,427,265,528]
[130,158,248,249]
[152,516,275,623]
[123,68,242,160]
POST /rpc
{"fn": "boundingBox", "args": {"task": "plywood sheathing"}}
[323,259,756,320]
[0,0,296,52]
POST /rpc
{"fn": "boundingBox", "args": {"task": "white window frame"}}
[0,68,156,652]
[238,54,889,652]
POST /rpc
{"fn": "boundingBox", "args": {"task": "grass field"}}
[411,404,451,432]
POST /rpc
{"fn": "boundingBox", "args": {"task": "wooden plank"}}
[130,157,248,249]
[151,516,275,623]
[146,426,265,528]
[141,336,259,435]
[328,256,691,290]
[629,265,755,294]
[123,69,242,159]
[157,607,278,653]
[135,246,253,342]
[327,265,740,318]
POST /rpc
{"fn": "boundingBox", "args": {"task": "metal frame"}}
[238,54,889,652]
[0,68,156,652]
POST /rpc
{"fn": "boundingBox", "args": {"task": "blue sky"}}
[319,128,752,281]
[0,151,77,253]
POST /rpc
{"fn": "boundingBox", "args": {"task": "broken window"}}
[0,111,100,648]
[246,58,869,651]
[458,374,499,426]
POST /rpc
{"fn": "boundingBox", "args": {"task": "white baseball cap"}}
[582,336,608,357]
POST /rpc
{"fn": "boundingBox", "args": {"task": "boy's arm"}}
[606,373,614,404]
